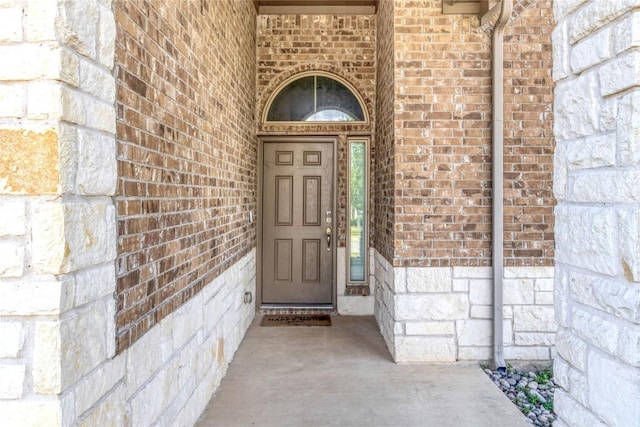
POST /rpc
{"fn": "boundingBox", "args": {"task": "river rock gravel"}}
[483,365,557,426]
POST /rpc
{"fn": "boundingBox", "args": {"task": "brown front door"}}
[262,140,334,304]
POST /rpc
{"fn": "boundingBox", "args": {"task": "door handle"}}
[325,227,332,251]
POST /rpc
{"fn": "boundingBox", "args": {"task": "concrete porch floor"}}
[197,316,529,427]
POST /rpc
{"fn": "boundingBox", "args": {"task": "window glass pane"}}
[266,75,365,122]
[266,76,315,121]
[349,141,366,282]
[315,76,364,121]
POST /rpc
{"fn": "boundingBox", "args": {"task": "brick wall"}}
[386,0,554,268]
[373,0,396,262]
[115,0,257,351]
[256,14,376,248]
[553,1,640,425]
[503,0,555,266]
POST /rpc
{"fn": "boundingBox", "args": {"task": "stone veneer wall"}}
[115,0,258,351]
[0,0,257,425]
[374,250,554,362]
[373,0,556,361]
[0,0,118,422]
[553,1,640,425]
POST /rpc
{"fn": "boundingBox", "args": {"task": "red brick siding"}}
[388,0,554,267]
[374,0,396,261]
[503,0,555,266]
[114,0,257,352]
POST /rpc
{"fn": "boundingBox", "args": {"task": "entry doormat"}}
[260,314,331,327]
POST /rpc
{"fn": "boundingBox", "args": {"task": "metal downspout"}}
[491,0,512,372]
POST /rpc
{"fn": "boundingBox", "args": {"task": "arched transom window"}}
[265,73,367,123]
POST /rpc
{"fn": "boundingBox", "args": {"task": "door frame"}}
[256,136,338,309]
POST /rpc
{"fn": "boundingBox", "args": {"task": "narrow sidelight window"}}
[348,139,368,282]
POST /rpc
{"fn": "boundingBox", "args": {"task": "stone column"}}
[553,1,640,425]
[0,0,118,424]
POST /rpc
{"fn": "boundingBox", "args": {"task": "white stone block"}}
[405,321,454,336]
[458,346,491,361]
[57,0,99,59]
[406,267,451,292]
[504,266,554,279]
[452,266,492,278]
[553,0,588,21]
[456,319,491,347]
[570,170,640,203]
[552,21,569,82]
[0,400,62,427]
[619,325,640,367]
[614,10,640,55]
[555,390,608,427]
[0,200,26,236]
[25,0,57,41]
[554,73,599,140]
[74,356,125,417]
[535,291,554,305]
[452,278,468,292]
[618,91,640,166]
[172,295,203,351]
[74,264,116,307]
[0,280,66,315]
[97,4,116,68]
[570,28,611,74]
[0,365,25,398]
[535,278,554,292]
[0,44,66,81]
[0,6,22,42]
[393,266,406,292]
[33,321,62,394]
[76,128,117,195]
[600,97,618,132]
[0,241,24,277]
[555,206,620,276]
[565,134,616,170]
[470,305,492,319]
[469,279,492,305]
[599,50,640,97]
[0,322,24,357]
[568,0,638,44]
[504,279,535,305]
[78,384,125,427]
[568,365,589,406]
[571,306,618,354]
[513,306,556,332]
[60,301,110,387]
[554,143,568,200]
[33,200,116,274]
[126,323,163,398]
[503,306,514,322]
[554,356,571,390]
[556,328,588,371]
[621,209,640,283]
[503,346,550,360]
[394,336,456,362]
[570,271,640,323]
[79,59,115,103]
[514,332,556,347]
[588,352,640,426]
[394,293,468,321]
[0,84,24,117]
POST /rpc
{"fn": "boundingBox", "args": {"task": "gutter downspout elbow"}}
[491,0,512,372]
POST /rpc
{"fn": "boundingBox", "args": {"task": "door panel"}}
[262,141,334,304]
